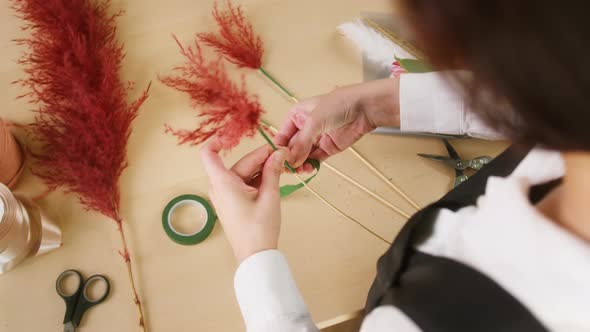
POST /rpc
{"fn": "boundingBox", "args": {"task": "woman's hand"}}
[275,78,401,169]
[200,138,287,263]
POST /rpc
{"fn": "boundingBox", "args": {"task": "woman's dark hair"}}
[398,0,590,151]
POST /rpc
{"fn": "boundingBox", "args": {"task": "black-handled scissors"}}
[56,270,110,332]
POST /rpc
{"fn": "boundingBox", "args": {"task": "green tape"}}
[258,127,321,197]
[162,195,216,246]
[280,159,321,198]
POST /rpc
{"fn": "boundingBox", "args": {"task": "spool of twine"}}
[0,119,25,188]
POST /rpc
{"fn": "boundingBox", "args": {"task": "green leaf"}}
[257,127,321,198]
[395,56,434,73]
[280,159,321,198]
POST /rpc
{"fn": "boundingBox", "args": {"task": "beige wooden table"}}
[0,0,509,331]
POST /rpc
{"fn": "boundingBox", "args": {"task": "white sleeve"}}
[234,250,424,332]
[360,306,422,332]
[399,72,504,140]
[234,250,319,332]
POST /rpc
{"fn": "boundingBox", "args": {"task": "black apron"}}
[365,146,560,332]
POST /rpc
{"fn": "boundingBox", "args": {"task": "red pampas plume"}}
[159,36,263,150]
[198,0,297,102]
[12,0,149,329]
[198,0,263,69]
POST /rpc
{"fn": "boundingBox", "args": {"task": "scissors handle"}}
[454,174,469,187]
[56,270,84,325]
[56,270,110,327]
[469,156,493,170]
[72,275,110,327]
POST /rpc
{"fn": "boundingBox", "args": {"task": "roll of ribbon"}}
[162,195,216,246]
[0,119,25,189]
[0,183,62,274]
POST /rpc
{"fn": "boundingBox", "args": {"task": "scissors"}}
[56,269,110,332]
[418,139,493,187]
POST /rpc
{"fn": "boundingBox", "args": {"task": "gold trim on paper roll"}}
[0,184,62,274]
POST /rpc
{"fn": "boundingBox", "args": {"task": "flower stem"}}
[258,67,299,103]
[116,219,147,332]
[258,127,296,172]
[259,118,274,130]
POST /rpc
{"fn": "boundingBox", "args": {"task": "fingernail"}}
[294,113,306,127]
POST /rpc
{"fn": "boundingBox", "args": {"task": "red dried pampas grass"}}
[198,0,263,70]
[159,36,263,151]
[12,0,149,329]
[198,0,298,102]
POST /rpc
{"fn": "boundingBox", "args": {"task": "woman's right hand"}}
[274,78,402,169]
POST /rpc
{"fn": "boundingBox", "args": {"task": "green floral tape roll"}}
[162,195,216,246]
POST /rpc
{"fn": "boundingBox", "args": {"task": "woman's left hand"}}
[200,138,287,263]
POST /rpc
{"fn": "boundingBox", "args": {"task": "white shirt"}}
[233,73,590,332]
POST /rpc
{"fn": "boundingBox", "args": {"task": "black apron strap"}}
[382,250,550,332]
[366,145,531,312]
[364,145,561,331]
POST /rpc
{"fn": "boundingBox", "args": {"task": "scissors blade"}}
[443,139,461,160]
[63,322,75,332]
[418,154,466,170]
[417,153,451,161]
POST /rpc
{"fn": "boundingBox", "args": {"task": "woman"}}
[201,1,590,331]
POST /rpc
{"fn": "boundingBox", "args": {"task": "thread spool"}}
[0,119,25,189]
[0,183,62,274]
